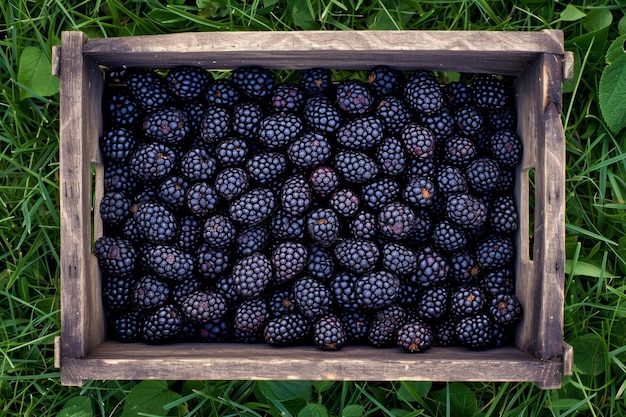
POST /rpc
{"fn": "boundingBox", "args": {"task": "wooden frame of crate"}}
[55,30,573,388]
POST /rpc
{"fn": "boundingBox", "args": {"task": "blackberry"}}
[334,150,379,184]
[419,106,456,140]
[171,278,202,305]
[488,106,516,130]
[236,224,269,256]
[432,220,467,252]
[104,163,137,194]
[287,131,332,168]
[268,288,296,318]
[271,83,304,112]
[448,250,481,284]
[270,209,306,240]
[483,268,515,296]
[489,293,522,325]
[368,304,406,347]
[258,112,303,149]
[246,152,288,185]
[433,320,457,347]
[367,66,403,97]
[444,135,477,167]
[489,195,518,234]
[335,79,374,115]
[313,314,346,351]
[377,202,416,240]
[100,127,136,162]
[280,174,313,216]
[196,244,230,280]
[129,142,176,183]
[336,116,384,150]
[401,122,436,158]
[306,245,335,281]
[102,274,134,311]
[475,235,514,269]
[331,272,360,310]
[229,188,275,225]
[454,105,483,137]
[205,79,240,107]
[436,165,468,196]
[94,236,137,277]
[396,321,433,353]
[339,310,369,343]
[215,275,239,305]
[303,95,343,134]
[126,68,171,112]
[382,242,417,277]
[100,191,131,227]
[183,101,206,134]
[300,68,332,96]
[417,287,448,322]
[122,217,143,245]
[310,166,340,197]
[216,137,248,166]
[111,310,143,342]
[187,182,219,217]
[450,285,486,317]
[203,214,236,249]
[103,90,140,128]
[271,241,309,283]
[411,246,448,287]
[349,211,377,239]
[200,320,231,342]
[355,270,400,310]
[489,129,523,168]
[232,252,272,299]
[158,175,189,210]
[361,178,400,210]
[375,136,406,176]
[143,107,188,145]
[375,96,412,135]
[234,298,268,336]
[471,74,508,110]
[407,155,436,179]
[165,65,211,100]
[181,290,228,323]
[445,193,488,230]
[306,208,340,247]
[465,157,501,193]
[455,314,493,349]
[232,66,274,99]
[403,71,444,115]
[264,312,311,346]
[232,102,263,139]
[133,202,178,244]
[333,239,380,274]
[142,304,182,343]
[143,244,195,281]
[132,275,170,311]
[403,176,436,208]
[328,188,360,217]
[293,276,333,320]
[397,281,421,306]
[408,209,433,244]
[180,148,217,181]
[444,81,472,108]
[200,105,230,144]
[214,167,249,202]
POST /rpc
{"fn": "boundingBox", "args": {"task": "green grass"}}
[1,0,626,415]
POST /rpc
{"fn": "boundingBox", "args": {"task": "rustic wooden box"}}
[55,30,573,388]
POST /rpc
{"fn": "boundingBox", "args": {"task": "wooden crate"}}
[55,30,573,388]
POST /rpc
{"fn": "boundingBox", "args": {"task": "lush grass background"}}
[2,0,626,415]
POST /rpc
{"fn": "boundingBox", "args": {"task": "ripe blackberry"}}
[367,66,403,97]
[432,220,467,252]
[375,96,412,135]
[335,79,374,115]
[293,276,333,320]
[455,314,493,349]
[196,244,230,280]
[450,285,486,318]
[143,244,195,281]
[229,188,275,225]
[143,107,188,145]
[411,246,448,287]
[489,195,518,234]
[401,122,436,158]
[214,167,249,202]
[183,101,206,135]
[234,298,268,336]
[181,290,228,323]
[232,66,274,99]
[129,142,176,183]
[454,105,483,137]
[216,137,248,166]
[102,274,134,311]
[104,163,137,194]
[465,157,501,193]
[232,102,263,139]
[165,65,211,100]
[303,95,343,134]
[264,312,311,346]
[377,202,416,240]
[200,320,231,343]
[334,239,380,274]
[419,106,455,140]
[287,131,332,168]
[328,188,360,217]
[331,272,360,310]
[307,208,340,247]
[483,268,514,296]
[258,112,303,149]
[126,68,171,112]
[142,304,182,343]
[268,288,296,318]
[361,178,400,210]
[397,281,421,306]
[313,314,346,351]
[488,106,516,130]
[475,235,514,269]
[306,245,335,281]
[132,275,170,311]
[103,89,140,128]
[133,202,178,244]
[403,176,436,208]
[270,209,306,240]
[433,320,457,347]
[281,174,313,216]
[444,135,477,167]
[349,211,377,239]
[200,105,230,144]
[111,310,143,342]
[382,242,417,277]
[100,127,136,162]
[471,74,508,110]
[300,67,332,96]
[271,241,308,283]
[246,152,288,185]
[180,148,217,181]
[158,175,189,210]
[171,278,202,305]
[489,293,522,325]
[355,270,400,310]
[202,214,236,249]
[310,166,340,197]
[368,304,406,347]
[336,116,384,150]
[448,250,481,284]
[100,191,131,227]
[271,83,304,112]
[94,236,137,277]
[445,193,488,230]
[403,71,444,115]
[375,136,406,176]
[205,79,240,107]
[489,129,523,168]
[417,287,448,322]
[215,275,239,305]
[236,224,269,256]
[444,80,472,108]
[397,321,433,353]
[408,209,434,244]
[334,150,379,184]
[436,165,468,196]
[232,252,272,299]
[122,217,143,245]
[339,310,369,343]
